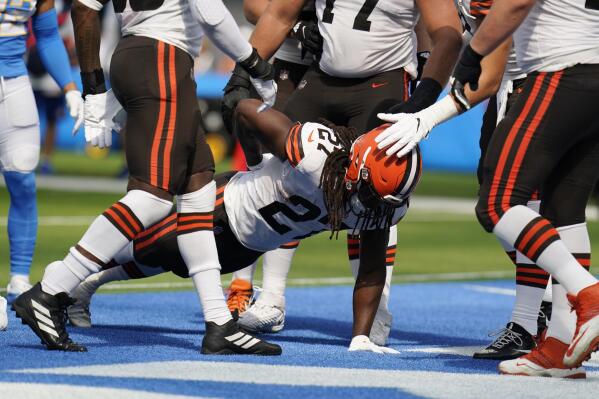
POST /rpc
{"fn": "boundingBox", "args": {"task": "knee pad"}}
[0,123,40,173]
[120,190,174,228]
[475,198,495,233]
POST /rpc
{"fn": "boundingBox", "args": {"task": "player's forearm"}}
[420,27,462,86]
[452,37,511,108]
[352,230,389,337]
[32,9,75,91]
[244,0,270,25]
[192,0,252,62]
[249,0,305,59]
[469,0,535,57]
[72,0,103,73]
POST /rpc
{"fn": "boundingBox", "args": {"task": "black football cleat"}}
[12,283,87,352]
[201,319,282,356]
[473,322,535,360]
[537,300,552,337]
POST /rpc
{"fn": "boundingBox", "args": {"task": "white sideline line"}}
[0,271,514,294]
[463,284,517,296]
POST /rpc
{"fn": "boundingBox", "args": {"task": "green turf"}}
[2,187,598,291]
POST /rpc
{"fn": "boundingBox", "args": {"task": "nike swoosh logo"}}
[371,82,389,89]
[567,327,588,357]
[516,362,529,367]
[308,131,315,142]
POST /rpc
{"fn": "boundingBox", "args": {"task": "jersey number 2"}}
[113,0,164,13]
[322,0,380,32]
[259,195,322,235]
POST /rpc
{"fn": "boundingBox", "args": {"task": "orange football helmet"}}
[345,124,422,209]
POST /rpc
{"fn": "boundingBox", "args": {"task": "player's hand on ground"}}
[292,19,323,57]
[450,44,484,110]
[238,48,277,113]
[376,112,430,158]
[348,335,399,354]
[65,89,84,134]
[83,89,123,149]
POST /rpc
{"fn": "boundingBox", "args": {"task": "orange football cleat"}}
[564,282,599,367]
[226,279,254,320]
[499,336,586,378]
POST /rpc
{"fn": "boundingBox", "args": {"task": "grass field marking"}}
[463,285,517,296]
[12,360,599,397]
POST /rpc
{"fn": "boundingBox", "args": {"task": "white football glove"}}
[82,89,123,149]
[250,77,277,113]
[348,335,399,354]
[376,112,431,158]
[376,96,460,158]
[65,89,84,134]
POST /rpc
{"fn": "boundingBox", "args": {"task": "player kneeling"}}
[66,98,421,353]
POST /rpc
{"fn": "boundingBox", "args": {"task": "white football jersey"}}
[514,0,599,73]
[0,0,36,37]
[115,0,203,58]
[224,122,407,251]
[316,0,418,78]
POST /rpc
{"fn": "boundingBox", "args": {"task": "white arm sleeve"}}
[190,0,253,62]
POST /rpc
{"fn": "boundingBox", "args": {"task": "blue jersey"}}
[0,0,37,77]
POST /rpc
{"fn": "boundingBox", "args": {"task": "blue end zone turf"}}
[2,281,598,398]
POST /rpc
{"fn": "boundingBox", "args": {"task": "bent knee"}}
[475,199,495,233]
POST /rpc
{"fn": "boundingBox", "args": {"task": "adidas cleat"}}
[6,274,32,304]
[499,337,586,379]
[12,283,87,352]
[226,279,254,321]
[0,296,7,331]
[238,291,285,333]
[564,282,599,367]
[474,322,535,360]
[370,307,392,346]
[201,319,282,355]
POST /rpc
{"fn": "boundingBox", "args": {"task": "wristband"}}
[462,44,484,66]
[81,69,106,97]
[403,78,443,113]
[238,48,273,80]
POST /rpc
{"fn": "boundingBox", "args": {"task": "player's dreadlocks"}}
[318,120,360,238]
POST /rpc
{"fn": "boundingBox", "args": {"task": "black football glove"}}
[386,77,443,114]
[221,65,252,135]
[450,44,484,110]
[291,19,323,58]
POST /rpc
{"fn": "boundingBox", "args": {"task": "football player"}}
[377,0,599,378]
[0,0,84,326]
[12,0,280,355]
[222,0,463,341]
[66,98,421,354]
[223,0,319,326]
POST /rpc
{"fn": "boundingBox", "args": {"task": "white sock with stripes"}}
[493,206,596,294]
[547,223,591,343]
[261,246,297,298]
[177,181,231,326]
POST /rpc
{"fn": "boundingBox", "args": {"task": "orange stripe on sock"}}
[518,220,549,252]
[178,214,213,223]
[516,276,550,286]
[135,223,177,251]
[105,208,135,239]
[136,213,176,240]
[527,230,558,259]
[113,203,142,233]
[517,267,550,276]
[177,222,213,232]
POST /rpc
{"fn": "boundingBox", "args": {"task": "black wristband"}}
[404,77,443,113]
[81,69,106,97]
[238,48,273,80]
[462,44,484,66]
